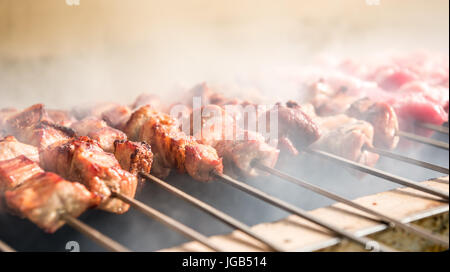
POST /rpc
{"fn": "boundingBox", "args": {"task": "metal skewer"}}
[364,146,449,174]
[417,122,449,134]
[112,191,222,252]
[61,214,131,252]
[255,163,449,248]
[140,172,286,252]
[214,171,396,252]
[306,148,449,201]
[0,240,15,252]
[397,131,449,150]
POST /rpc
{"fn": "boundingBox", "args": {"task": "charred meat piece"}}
[125,106,223,181]
[311,120,379,167]
[40,137,137,214]
[303,104,379,167]
[0,155,44,194]
[101,105,132,130]
[71,102,120,120]
[113,140,153,175]
[5,172,98,233]
[5,104,74,149]
[47,109,77,127]
[275,103,321,150]
[131,93,162,111]
[71,118,127,153]
[346,98,399,149]
[0,108,18,129]
[192,105,279,177]
[0,136,40,162]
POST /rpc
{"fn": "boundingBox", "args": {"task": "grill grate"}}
[0,123,448,252]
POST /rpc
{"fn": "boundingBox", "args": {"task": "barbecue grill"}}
[0,0,448,253]
[0,122,448,252]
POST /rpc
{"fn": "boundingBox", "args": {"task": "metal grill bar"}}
[398,131,449,150]
[140,172,286,252]
[214,172,397,252]
[417,122,449,134]
[255,163,449,248]
[365,146,449,174]
[112,191,222,252]
[61,214,131,252]
[306,148,449,201]
[0,240,15,252]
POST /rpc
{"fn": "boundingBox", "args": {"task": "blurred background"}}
[0,0,448,252]
[0,0,448,108]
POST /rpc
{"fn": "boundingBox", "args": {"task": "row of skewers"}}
[0,81,448,252]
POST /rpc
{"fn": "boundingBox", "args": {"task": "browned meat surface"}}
[5,104,74,149]
[131,93,162,111]
[71,118,127,153]
[71,102,120,120]
[0,108,18,129]
[47,109,77,127]
[305,77,369,116]
[346,98,400,149]
[191,105,279,177]
[305,79,400,149]
[125,105,223,181]
[304,103,379,167]
[0,155,44,194]
[113,140,153,175]
[101,105,132,130]
[187,85,321,152]
[275,103,322,150]
[40,137,137,214]
[0,136,39,162]
[5,172,98,233]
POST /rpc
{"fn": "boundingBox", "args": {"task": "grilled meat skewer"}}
[0,155,98,233]
[40,136,137,214]
[190,104,280,177]
[3,104,139,214]
[70,116,154,176]
[125,105,223,182]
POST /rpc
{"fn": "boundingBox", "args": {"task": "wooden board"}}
[160,176,449,252]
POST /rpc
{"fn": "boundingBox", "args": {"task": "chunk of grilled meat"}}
[0,108,18,132]
[47,109,77,127]
[191,105,279,177]
[101,105,132,130]
[125,106,223,181]
[113,140,153,175]
[71,118,127,153]
[0,155,44,194]
[5,172,98,233]
[346,98,399,150]
[5,104,74,149]
[188,85,321,152]
[0,136,40,162]
[301,103,379,167]
[275,103,322,151]
[305,79,400,149]
[71,102,120,120]
[40,137,137,214]
[131,93,162,111]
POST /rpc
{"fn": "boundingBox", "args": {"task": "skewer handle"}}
[365,146,449,174]
[139,172,285,252]
[307,149,449,201]
[398,130,449,150]
[112,192,222,252]
[62,214,131,252]
[255,163,449,248]
[214,172,396,252]
[417,122,449,134]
